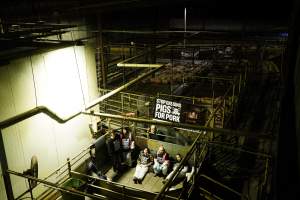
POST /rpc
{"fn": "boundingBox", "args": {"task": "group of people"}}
[85,127,134,181]
[89,125,189,186]
[133,145,189,185]
[106,127,135,173]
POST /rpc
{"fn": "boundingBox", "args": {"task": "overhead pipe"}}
[0,106,80,129]
[117,40,173,68]
[0,66,163,130]
[116,63,163,68]
[85,65,163,110]
[0,104,273,138]
[102,30,201,34]
[82,111,271,139]
[116,30,201,68]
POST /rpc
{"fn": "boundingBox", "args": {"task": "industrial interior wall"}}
[0,164,7,200]
[0,45,98,199]
[294,45,300,187]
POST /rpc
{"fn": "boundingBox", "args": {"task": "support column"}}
[96,15,107,89]
[0,130,14,200]
[150,44,156,64]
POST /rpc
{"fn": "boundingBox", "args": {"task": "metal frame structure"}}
[98,69,246,131]
[0,39,275,199]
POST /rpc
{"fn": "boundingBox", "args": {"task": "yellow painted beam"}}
[117,63,163,68]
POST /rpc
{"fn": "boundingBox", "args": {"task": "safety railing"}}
[7,129,180,200]
[99,71,245,131]
[12,140,95,200]
[154,136,208,200]
[198,174,248,199]
[154,88,226,199]
[4,108,271,200]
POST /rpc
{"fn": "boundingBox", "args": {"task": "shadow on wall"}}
[94,135,109,170]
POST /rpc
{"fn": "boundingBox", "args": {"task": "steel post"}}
[0,130,14,200]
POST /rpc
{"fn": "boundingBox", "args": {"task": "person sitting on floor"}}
[153,145,170,177]
[162,153,188,184]
[120,127,135,167]
[133,147,153,184]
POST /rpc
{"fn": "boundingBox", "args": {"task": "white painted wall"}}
[0,45,98,199]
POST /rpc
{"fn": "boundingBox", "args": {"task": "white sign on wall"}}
[154,98,181,123]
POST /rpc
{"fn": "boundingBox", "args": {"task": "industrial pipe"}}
[116,31,201,68]
[85,65,163,110]
[0,66,163,130]
[82,111,271,139]
[0,106,80,129]
[117,63,163,68]
[116,40,173,67]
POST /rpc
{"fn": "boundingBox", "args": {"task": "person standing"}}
[133,148,153,184]
[120,127,135,167]
[107,130,122,173]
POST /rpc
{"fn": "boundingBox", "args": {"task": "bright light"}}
[42,47,87,117]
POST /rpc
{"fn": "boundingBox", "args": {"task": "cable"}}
[42,55,61,168]
[6,66,27,187]
[30,56,38,107]
[70,30,95,128]
[71,31,87,108]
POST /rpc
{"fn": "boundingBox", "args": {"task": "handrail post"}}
[122,185,125,199]
[239,74,242,93]
[67,158,71,177]
[0,130,14,200]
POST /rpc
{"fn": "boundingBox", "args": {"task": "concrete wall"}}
[0,165,7,200]
[0,45,97,199]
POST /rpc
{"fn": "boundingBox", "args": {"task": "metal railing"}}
[198,174,248,199]
[8,130,178,200]
[154,138,208,200]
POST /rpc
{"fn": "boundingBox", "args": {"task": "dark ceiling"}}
[0,0,293,21]
[0,0,293,64]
